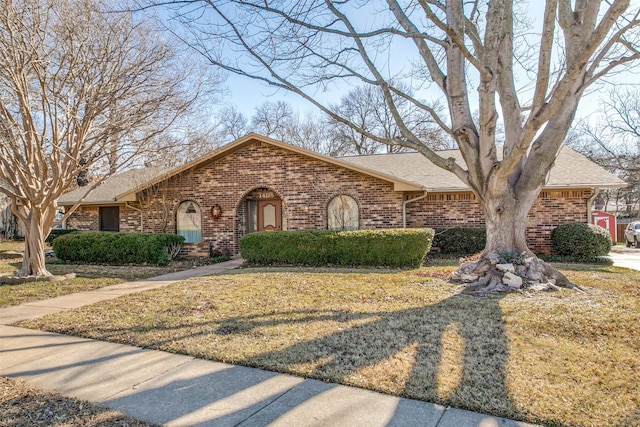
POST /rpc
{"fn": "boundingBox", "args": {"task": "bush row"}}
[239,229,434,267]
[430,227,486,255]
[52,232,185,265]
[551,222,612,258]
[429,223,612,260]
[45,228,79,244]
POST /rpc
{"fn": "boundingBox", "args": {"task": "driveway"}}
[609,245,640,271]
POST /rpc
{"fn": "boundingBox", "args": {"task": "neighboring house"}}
[59,133,627,256]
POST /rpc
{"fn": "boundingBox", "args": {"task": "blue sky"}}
[208,1,639,128]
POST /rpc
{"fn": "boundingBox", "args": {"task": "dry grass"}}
[19,264,640,427]
[0,377,155,427]
[0,240,198,308]
[0,276,126,308]
[0,241,26,252]
[0,262,181,309]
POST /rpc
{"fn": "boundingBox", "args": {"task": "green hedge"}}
[52,232,185,266]
[430,227,486,255]
[45,228,79,244]
[551,223,612,258]
[239,229,434,267]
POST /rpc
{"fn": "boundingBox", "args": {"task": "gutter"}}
[125,203,144,232]
[403,192,428,228]
[587,188,600,224]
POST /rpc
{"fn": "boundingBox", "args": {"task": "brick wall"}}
[405,190,591,253]
[65,141,592,256]
[66,205,142,233]
[66,206,99,230]
[128,141,405,255]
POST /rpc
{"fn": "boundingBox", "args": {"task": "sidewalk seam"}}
[231,382,298,427]
[434,406,449,426]
[98,356,196,402]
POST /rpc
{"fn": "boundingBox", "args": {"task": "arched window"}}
[327,195,359,230]
[176,201,202,243]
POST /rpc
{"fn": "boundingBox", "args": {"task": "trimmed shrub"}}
[551,223,612,258]
[45,228,79,244]
[52,232,185,265]
[239,228,434,268]
[431,227,486,255]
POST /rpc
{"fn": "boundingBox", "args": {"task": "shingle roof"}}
[59,135,626,206]
[58,167,165,205]
[340,145,627,192]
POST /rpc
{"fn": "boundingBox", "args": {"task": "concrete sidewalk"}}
[609,245,640,271]
[0,260,536,426]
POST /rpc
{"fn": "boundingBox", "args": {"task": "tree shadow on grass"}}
[216,292,518,420]
[25,286,520,421]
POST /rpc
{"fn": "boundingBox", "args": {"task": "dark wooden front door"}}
[257,199,281,231]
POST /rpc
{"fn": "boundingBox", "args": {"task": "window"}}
[99,206,120,232]
[176,201,202,243]
[327,195,359,230]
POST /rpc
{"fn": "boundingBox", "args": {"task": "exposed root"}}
[452,251,584,295]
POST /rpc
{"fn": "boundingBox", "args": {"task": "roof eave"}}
[115,133,424,200]
[542,183,628,190]
[59,200,122,207]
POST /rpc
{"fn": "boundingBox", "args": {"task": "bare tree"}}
[573,87,640,219]
[141,130,222,168]
[0,0,218,277]
[331,84,454,155]
[216,105,249,142]
[289,112,348,156]
[248,100,345,155]
[158,0,640,289]
[251,101,295,141]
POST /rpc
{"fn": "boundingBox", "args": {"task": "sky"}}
[196,1,639,130]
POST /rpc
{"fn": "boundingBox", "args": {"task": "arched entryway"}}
[241,188,283,233]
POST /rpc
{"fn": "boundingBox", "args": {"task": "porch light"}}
[211,204,222,220]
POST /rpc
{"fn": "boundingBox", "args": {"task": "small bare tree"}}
[247,100,347,155]
[574,87,640,219]
[331,84,453,155]
[156,0,640,290]
[0,0,217,277]
[215,105,249,142]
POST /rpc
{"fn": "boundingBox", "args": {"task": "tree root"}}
[452,251,585,294]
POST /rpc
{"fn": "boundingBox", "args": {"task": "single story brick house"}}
[59,133,626,256]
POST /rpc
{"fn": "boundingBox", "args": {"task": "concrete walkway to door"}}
[1,259,537,427]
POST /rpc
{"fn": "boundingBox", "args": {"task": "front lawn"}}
[0,240,192,308]
[18,264,640,427]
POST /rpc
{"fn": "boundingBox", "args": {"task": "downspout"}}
[403,191,428,228]
[125,203,143,232]
[587,188,600,224]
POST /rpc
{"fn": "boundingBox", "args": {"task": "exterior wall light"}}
[211,204,222,220]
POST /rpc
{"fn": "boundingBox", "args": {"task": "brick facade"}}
[405,190,591,253]
[66,141,592,256]
[71,142,404,256]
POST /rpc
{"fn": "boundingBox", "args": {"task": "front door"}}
[257,199,281,231]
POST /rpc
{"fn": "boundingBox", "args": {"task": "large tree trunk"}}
[453,187,575,293]
[16,208,52,277]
